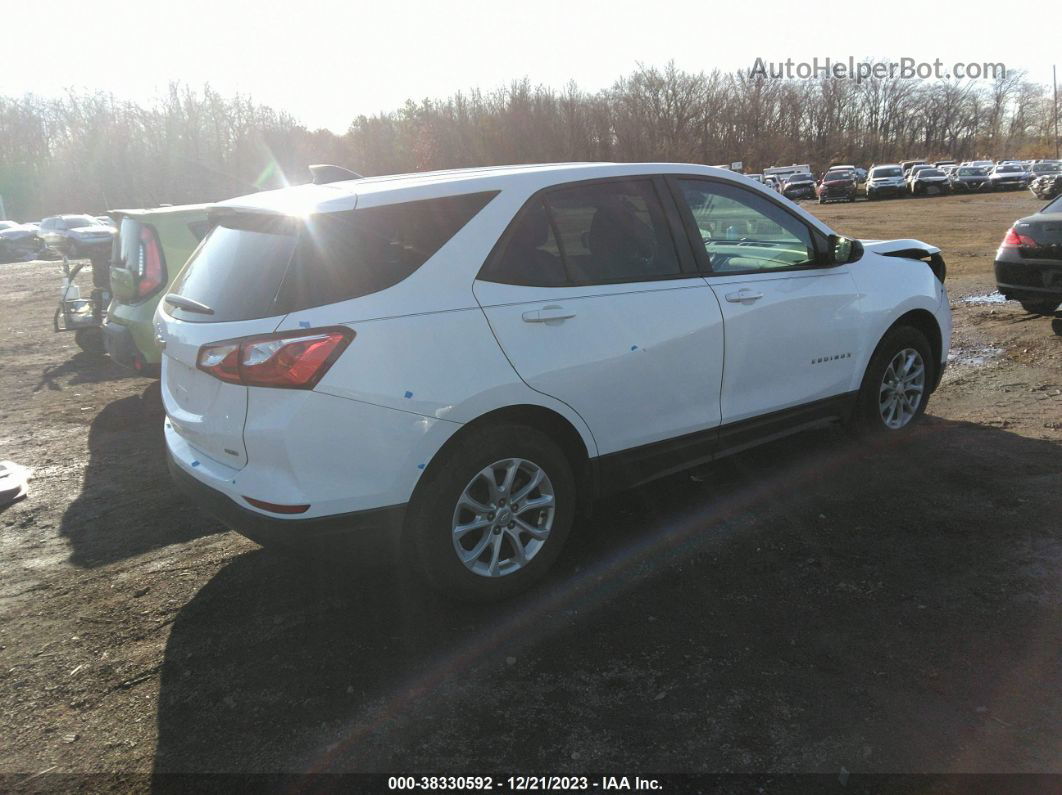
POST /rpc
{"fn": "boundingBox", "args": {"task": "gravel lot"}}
[0,191,1059,779]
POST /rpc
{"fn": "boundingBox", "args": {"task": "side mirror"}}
[829,234,863,265]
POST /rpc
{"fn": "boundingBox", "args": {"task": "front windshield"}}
[958,167,987,176]
[65,215,98,227]
[919,169,944,178]
[872,167,902,178]
[787,174,812,183]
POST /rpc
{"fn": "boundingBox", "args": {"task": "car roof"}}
[109,203,213,220]
[214,162,737,215]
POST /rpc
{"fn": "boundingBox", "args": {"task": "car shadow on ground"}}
[58,382,224,567]
[33,351,141,393]
[152,418,1061,776]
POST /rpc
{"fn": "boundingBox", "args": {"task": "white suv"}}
[157,163,951,599]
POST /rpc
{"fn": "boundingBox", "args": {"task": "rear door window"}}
[168,192,496,322]
[480,179,681,286]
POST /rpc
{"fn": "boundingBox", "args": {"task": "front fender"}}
[848,249,952,390]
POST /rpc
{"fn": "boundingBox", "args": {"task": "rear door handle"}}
[724,289,764,304]
[522,305,576,323]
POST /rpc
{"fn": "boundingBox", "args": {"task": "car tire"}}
[406,424,576,601]
[1019,300,1061,315]
[74,326,105,355]
[851,326,934,435]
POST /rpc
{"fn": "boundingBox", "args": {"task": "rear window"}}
[168,192,496,322]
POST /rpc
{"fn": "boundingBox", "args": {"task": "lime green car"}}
[102,205,212,375]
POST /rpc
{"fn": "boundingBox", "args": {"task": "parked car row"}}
[0,213,120,263]
[750,158,1062,203]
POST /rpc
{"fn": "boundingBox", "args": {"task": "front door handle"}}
[724,289,764,304]
[522,305,576,323]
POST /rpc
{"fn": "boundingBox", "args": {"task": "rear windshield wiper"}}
[164,294,215,315]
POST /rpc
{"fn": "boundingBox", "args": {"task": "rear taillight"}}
[136,225,164,298]
[1001,227,1036,248]
[196,327,354,389]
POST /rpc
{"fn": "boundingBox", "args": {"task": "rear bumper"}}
[167,452,406,547]
[995,258,1062,300]
[102,321,142,370]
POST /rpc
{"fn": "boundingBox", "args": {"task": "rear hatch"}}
[158,214,302,468]
[157,192,498,469]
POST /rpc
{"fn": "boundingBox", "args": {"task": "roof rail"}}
[309,164,363,185]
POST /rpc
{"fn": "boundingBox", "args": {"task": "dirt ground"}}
[0,191,1059,782]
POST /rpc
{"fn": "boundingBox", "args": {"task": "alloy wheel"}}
[451,458,556,578]
[879,348,925,429]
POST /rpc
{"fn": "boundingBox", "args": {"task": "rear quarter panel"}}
[307,308,600,458]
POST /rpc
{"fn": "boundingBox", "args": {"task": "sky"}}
[1,0,1056,133]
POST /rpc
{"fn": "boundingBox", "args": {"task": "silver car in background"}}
[39,214,116,258]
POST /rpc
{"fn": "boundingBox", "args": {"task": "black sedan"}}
[909,168,951,196]
[994,194,1062,315]
[950,166,991,193]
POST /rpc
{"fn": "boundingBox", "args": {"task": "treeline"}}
[1,62,1059,219]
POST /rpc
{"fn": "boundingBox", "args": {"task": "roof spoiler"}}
[309,164,363,185]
